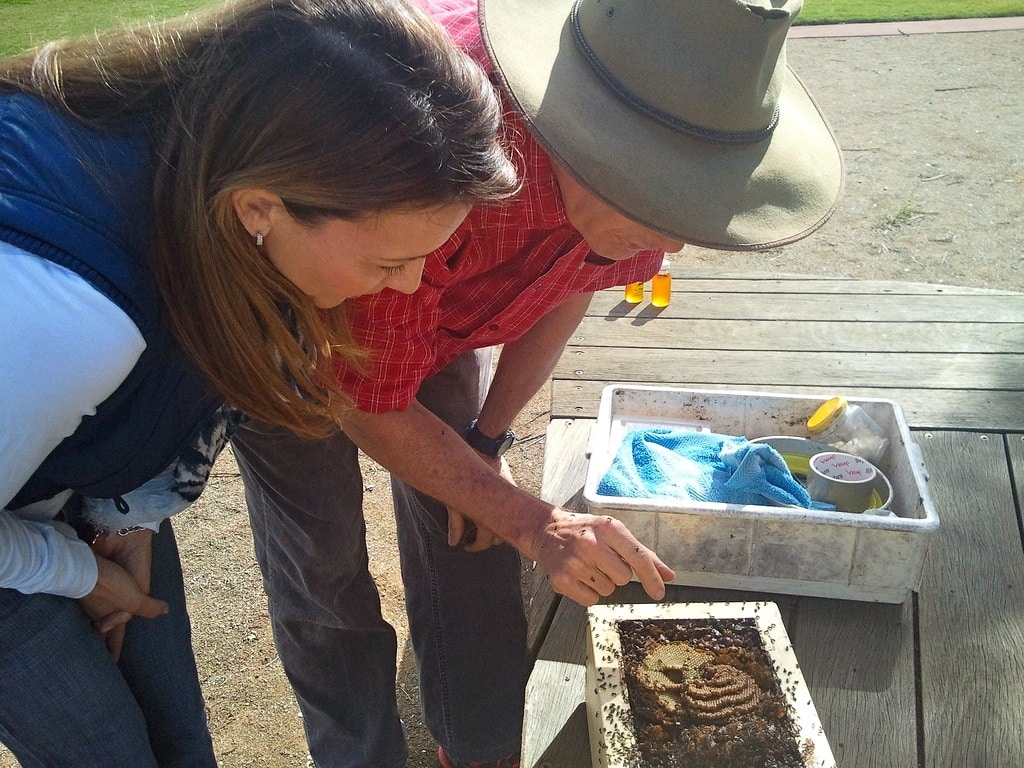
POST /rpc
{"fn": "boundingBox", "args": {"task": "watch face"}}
[495,431,515,457]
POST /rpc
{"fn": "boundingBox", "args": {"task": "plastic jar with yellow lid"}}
[806,396,888,464]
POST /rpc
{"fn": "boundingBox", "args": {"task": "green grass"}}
[797,0,1024,25]
[0,0,220,56]
[0,0,1022,56]
[879,201,922,231]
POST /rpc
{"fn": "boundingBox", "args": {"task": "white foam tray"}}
[586,601,835,768]
[584,385,939,602]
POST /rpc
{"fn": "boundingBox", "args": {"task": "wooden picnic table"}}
[520,272,1024,767]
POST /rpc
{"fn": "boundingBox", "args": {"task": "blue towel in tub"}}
[597,429,821,508]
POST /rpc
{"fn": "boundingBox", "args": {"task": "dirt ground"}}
[3,25,1021,768]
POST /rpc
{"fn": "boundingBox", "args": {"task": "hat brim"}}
[481,0,844,250]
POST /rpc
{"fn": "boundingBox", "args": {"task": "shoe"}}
[437,745,521,768]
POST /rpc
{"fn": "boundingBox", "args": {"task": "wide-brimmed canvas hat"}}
[480,0,844,250]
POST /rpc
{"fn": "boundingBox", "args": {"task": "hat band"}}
[570,0,779,146]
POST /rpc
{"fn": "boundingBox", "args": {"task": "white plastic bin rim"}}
[584,385,939,534]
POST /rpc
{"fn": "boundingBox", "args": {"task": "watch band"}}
[465,420,516,459]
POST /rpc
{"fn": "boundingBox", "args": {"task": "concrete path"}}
[792,15,1024,38]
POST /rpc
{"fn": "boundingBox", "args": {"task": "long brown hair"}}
[0,0,518,438]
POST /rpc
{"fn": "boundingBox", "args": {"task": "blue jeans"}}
[232,349,528,768]
[0,520,216,767]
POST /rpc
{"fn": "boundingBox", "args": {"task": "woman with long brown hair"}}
[0,0,517,764]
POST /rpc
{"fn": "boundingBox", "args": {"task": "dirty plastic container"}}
[807,396,888,464]
[584,385,938,603]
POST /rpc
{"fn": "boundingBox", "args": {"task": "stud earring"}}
[255,232,264,247]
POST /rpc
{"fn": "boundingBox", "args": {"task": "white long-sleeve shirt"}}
[1,240,145,597]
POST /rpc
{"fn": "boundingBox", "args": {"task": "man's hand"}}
[527,510,675,606]
[78,530,168,660]
[440,449,674,602]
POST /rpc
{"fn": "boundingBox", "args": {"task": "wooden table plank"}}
[916,431,1024,767]
[519,420,597,768]
[553,277,1024,431]
[554,348,1024,392]
[1009,434,1024,511]
[571,316,1024,353]
[522,596,590,768]
[791,597,918,767]
[524,419,594,658]
[589,290,1024,323]
[655,277,1020,296]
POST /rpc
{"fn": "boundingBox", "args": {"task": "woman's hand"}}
[78,530,168,660]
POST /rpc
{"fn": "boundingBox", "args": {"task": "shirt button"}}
[488,323,499,331]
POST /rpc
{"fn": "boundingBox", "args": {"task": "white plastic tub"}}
[584,386,939,602]
[586,601,835,768]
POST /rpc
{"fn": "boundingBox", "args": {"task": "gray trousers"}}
[232,350,527,767]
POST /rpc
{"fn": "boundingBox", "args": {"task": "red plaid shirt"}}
[336,1,664,413]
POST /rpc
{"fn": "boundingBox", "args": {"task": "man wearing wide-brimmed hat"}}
[482,0,842,249]
[232,1,842,767]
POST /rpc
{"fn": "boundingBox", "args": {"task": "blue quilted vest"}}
[0,93,223,508]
